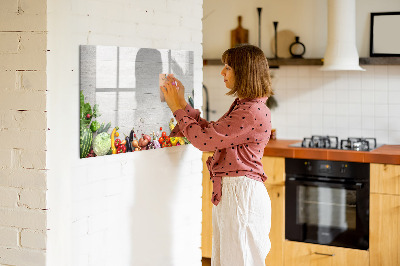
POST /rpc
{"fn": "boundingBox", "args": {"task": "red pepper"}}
[161,142,167,148]
[164,136,170,143]
[166,142,172,147]
[117,145,125,153]
[114,138,122,148]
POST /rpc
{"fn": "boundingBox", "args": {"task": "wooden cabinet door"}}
[284,241,369,266]
[264,184,284,266]
[262,156,285,186]
[370,163,400,195]
[202,152,213,258]
[370,193,400,266]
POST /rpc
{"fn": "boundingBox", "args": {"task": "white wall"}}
[203,0,400,58]
[46,0,203,265]
[203,0,400,145]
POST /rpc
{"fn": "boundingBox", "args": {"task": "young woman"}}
[161,44,273,266]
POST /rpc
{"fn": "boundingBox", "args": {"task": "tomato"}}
[115,132,119,137]
[161,142,167,148]
[162,131,167,138]
[114,138,122,147]
[166,142,172,147]
[117,145,124,153]
[164,136,170,143]
[159,137,164,144]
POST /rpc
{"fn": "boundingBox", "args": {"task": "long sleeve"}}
[170,104,211,137]
[173,105,258,152]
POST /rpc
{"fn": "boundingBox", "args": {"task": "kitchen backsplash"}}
[203,65,400,144]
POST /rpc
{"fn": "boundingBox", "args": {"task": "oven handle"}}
[314,252,335,257]
[286,177,364,189]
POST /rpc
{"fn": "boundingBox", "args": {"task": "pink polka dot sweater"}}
[171,97,272,206]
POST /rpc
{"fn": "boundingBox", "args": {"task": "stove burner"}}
[340,137,377,151]
[301,135,339,149]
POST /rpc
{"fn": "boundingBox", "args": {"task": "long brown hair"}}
[221,44,273,99]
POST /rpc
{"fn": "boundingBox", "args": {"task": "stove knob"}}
[305,162,312,171]
[340,164,347,174]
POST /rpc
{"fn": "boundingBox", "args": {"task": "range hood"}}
[320,0,365,71]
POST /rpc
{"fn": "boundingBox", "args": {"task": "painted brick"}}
[19,189,46,209]
[0,168,47,189]
[0,90,46,111]
[0,129,46,150]
[0,247,45,266]
[0,0,18,13]
[18,0,47,15]
[0,187,19,208]
[16,70,47,91]
[0,12,46,32]
[1,110,47,130]
[0,32,46,71]
[0,149,11,169]
[20,149,46,169]
[20,229,46,249]
[0,71,16,91]
[0,32,20,54]
[0,227,19,247]
[0,208,46,230]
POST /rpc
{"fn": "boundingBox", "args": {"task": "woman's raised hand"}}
[172,77,187,108]
[160,77,184,113]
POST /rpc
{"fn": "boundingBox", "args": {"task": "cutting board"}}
[231,16,249,48]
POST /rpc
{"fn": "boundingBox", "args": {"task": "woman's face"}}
[220,64,235,89]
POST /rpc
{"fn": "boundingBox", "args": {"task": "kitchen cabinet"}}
[201,154,286,265]
[370,163,400,195]
[370,163,400,266]
[284,241,369,266]
[201,152,213,258]
[261,156,285,266]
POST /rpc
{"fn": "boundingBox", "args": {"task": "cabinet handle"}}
[314,252,335,257]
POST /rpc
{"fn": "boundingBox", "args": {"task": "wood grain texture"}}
[370,193,400,266]
[201,152,214,258]
[264,184,285,266]
[261,156,285,185]
[284,241,369,266]
[370,163,400,195]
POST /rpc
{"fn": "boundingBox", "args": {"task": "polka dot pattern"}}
[173,97,272,206]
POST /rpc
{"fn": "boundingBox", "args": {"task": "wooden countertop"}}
[263,139,400,165]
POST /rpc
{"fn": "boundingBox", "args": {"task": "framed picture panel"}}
[370,12,400,57]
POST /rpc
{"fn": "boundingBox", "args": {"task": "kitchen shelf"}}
[359,57,400,65]
[203,58,322,68]
[203,57,400,67]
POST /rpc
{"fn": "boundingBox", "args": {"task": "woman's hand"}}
[172,77,187,108]
[161,78,184,113]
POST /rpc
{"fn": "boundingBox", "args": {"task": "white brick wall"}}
[0,0,48,265]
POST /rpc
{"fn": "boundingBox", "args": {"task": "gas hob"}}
[289,135,382,151]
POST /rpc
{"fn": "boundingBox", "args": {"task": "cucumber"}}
[80,127,93,158]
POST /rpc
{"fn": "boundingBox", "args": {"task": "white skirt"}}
[212,176,271,266]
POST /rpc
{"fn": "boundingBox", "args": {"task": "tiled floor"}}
[202,257,211,266]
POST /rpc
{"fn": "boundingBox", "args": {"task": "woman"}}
[161,44,273,266]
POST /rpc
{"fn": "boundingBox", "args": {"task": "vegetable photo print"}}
[79,45,194,158]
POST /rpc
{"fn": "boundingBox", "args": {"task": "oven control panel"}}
[286,158,369,180]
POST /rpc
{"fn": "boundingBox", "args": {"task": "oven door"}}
[285,177,369,250]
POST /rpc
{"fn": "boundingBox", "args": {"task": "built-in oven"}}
[285,158,370,250]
